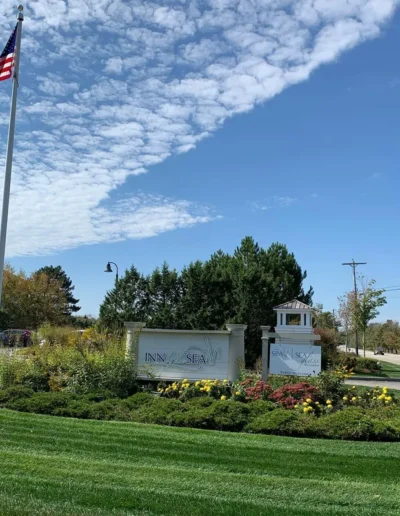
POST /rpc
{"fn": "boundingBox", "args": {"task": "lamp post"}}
[104,262,119,324]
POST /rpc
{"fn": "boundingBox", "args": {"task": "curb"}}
[346,377,400,383]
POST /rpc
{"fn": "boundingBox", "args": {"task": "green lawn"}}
[1,410,400,516]
[354,360,400,378]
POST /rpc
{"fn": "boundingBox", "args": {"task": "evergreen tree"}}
[147,263,182,328]
[98,237,313,365]
[35,265,80,316]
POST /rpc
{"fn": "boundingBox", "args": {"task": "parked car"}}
[3,329,32,347]
[374,347,385,355]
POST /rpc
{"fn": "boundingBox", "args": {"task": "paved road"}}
[339,346,400,365]
[345,379,400,390]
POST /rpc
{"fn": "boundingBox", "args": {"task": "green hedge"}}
[2,387,400,441]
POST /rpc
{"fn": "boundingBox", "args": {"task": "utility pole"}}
[342,260,366,356]
[332,308,336,333]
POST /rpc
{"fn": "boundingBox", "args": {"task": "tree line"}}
[99,237,313,364]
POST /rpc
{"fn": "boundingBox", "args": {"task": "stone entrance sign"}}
[125,323,247,382]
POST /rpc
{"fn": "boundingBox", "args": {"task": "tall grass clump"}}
[0,326,137,397]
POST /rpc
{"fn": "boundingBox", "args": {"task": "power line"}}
[342,259,367,356]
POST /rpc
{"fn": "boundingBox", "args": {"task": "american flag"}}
[0,25,17,82]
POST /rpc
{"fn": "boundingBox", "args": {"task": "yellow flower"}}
[303,406,313,413]
[306,398,312,403]
[385,396,392,402]
[183,379,188,383]
[326,400,332,405]
[373,396,377,400]
[294,404,299,409]
[195,381,201,387]
[351,397,357,402]
[382,387,388,394]
[200,387,205,392]
[326,404,333,410]
[235,391,241,396]
[343,396,348,401]
[220,395,227,401]
[302,402,308,406]
[315,402,320,405]
[378,394,386,400]
[352,386,356,390]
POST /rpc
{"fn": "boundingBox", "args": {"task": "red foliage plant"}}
[242,380,272,401]
[269,382,320,409]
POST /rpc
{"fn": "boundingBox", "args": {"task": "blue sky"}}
[0,0,400,321]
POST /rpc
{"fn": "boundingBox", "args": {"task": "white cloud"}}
[252,202,271,212]
[0,0,398,257]
[252,196,297,211]
[37,74,79,96]
[274,196,297,207]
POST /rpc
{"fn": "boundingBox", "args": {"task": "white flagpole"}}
[0,6,24,308]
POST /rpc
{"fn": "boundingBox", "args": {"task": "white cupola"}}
[274,299,314,333]
[264,299,320,345]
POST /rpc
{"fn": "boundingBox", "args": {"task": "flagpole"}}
[0,6,24,308]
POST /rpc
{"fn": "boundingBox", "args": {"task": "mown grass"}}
[0,411,400,515]
[354,360,400,379]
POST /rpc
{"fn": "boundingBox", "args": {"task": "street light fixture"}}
[104,262,119,326]
[104,261,119,282]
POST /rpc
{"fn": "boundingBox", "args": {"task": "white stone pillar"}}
[260,326,271,382]
[225,324,247,382]
[124,322,145,361]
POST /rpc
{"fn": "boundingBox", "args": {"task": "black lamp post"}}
[104,261,118,282]
[104,262,119,322]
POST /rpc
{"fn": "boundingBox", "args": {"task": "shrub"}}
[131,398,183,425]
[354,357,383,374]
[208,401,249,431]
[314,371,345,402]
[185,397,215,409]
[122,392,154,410]
[0,385,34,404]
[169,407,214,429]
[337,352,357,370]
[247,400,276,419]
[247,409,299,435]
[335,353,382,374]
[313,408,376,440]
[87,400,131,421]
[0,355,49,391]
[53,400,92,419]
[169,400,249,432]
[369,420,400,441]
[7,391,77,414]
[269,383,320,409]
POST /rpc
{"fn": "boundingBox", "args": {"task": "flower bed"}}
[2,371,400,441]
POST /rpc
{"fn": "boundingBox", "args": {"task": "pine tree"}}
[35,265,80,316]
